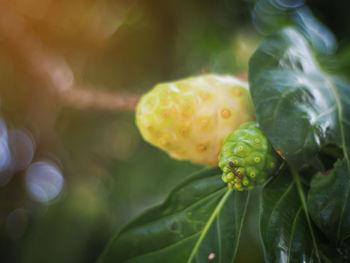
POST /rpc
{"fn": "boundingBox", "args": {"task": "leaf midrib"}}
[230,191,250,263]
[186,189,233,263]
[264,181,295,240]
[216,212,222,263]
[287,206,303,263]
[129,187,226,232]
[292,168,321,263]
[121,232,201,263]
[103,187,226,263]
[325,76,350,244]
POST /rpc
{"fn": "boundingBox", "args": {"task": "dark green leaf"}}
[249,27,350,172]
[252,0,291,35]
[291,7,336,54]
[260,165,322,263]
[260,164,348,262]
[98,167,250,263]
[318,244,348,263]
[252,0,336,54]
[308,159,350,245]
[249,26,350,249]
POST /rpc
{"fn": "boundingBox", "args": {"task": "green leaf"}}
[260,164,322,262]
[98,167,250,263]
[249,26,350,249]
[248,27,350,171]
[260,164,349,262]
[291,7,336,55]
[252,0,336,54]
[308,159,350,245]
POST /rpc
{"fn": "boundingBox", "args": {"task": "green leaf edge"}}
[96,167,219,262]
[187,188,250,263]
[186,189,233,262]
[97,167,251,263]
[327,78,350,245]
[292,167,321,262]
[259,163,324,263]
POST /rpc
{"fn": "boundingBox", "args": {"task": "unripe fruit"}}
[136,75,255,166]
[219,121,280,190]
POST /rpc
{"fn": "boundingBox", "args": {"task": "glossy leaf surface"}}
[260,165,321,263]
[249,27,350,171]
[308,159,350,245]
[99,167,250,263]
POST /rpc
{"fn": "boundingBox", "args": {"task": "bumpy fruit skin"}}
[136,75,255,166]
[218,122,280,190]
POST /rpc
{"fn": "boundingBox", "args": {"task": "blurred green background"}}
[0,0,349,262]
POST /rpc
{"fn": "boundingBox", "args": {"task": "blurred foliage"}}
[0,0,350,263]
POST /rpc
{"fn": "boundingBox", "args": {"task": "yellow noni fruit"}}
[135,74,255,166]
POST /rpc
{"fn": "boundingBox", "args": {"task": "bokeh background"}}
[0,0,349,262]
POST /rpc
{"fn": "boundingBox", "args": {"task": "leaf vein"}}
[265,181,295,239]
[187,189,233,263]
[326,77,350,244]
[121,232,201,263]
[287,206,303,263]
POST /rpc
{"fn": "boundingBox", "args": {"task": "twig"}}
[0,2,248,113]
[0,1,139,112]
[62,87,140,112]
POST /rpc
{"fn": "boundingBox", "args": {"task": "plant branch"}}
[0,1,140,112]
[62,87,140,112]
[0,2,247,113]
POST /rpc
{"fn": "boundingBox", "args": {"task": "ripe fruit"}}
[136,75,255,166]
[219,122,280,190]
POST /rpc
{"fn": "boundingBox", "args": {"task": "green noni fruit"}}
[136,75,255,166]
[218,121,280,191]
